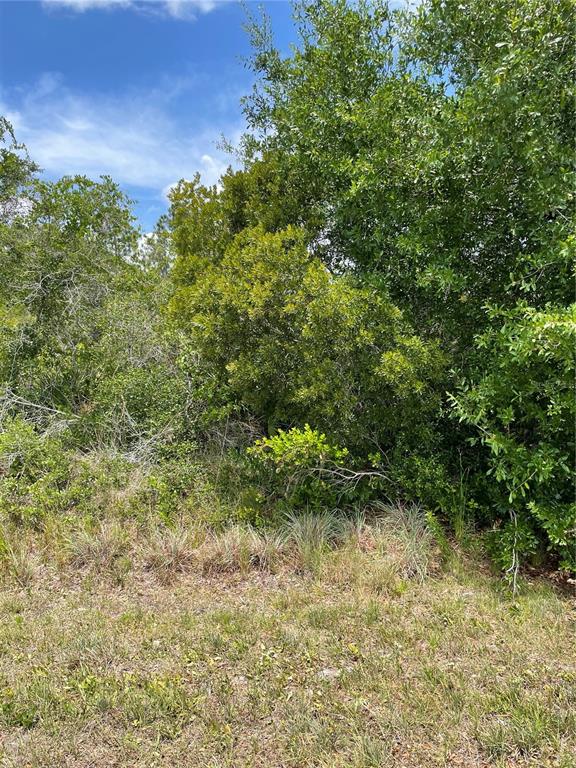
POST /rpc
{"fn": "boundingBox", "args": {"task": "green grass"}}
[0,515,574,767]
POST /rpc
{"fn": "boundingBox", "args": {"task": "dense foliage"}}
[1,0,574,575]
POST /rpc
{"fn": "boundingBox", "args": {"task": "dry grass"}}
[67,520,131,573]
[0,541,40,588]
[0,510,574,767]
[143,525,197,582]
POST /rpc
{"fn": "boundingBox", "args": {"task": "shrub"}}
[451,303,576,572]
[170,225,445,454]
[0,417,72,527]
[248,425,352,511]
[0,417,140,527]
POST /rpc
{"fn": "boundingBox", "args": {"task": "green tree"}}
[170,224,444,452]
[0,175,137,411]
[0,117,38,204]
[451,301,576,571]
[0,161,191,449]
[244,0,574,341]
[235,0,575,564]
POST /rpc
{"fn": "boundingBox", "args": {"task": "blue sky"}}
[0,0,296,230]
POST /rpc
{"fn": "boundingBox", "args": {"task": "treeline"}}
[0,0,574,576]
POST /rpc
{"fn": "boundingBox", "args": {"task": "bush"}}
[451,303,576,571]
[170,225,446,454]
[248,425,358,512]
[0,417,138,527]
[0,417,73,527]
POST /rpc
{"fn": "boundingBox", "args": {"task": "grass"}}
[0,508,574,767]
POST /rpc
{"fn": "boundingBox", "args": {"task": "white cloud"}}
[1,75,242,198]
[42,0,219,21]
[43,0,131,9]
[160,152,228,200]
[163,0,217,19]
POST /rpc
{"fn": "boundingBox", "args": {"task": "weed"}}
[143,525,196,580]
[68,521,130,573]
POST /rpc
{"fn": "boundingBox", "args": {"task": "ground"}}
[0,551,574,768]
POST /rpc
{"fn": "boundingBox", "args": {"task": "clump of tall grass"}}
[0,540,40,587]
[143,525,197,581]
[319,503,437,591]
[281,510,344,573]
[373,502,436,582]
[68,521,131,573]
[197,524,285,575]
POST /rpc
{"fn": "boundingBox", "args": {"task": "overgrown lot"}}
[0,0,574,763]
[0,512,574,768]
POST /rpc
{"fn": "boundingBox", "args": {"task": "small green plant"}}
[249,424,349,471]
[248,425,353,511]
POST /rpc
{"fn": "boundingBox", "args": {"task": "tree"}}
[451,301,576,571]
[0,117,38,206]
[233,0,575,565]
[243,0,575,343]
[170,224,444,452]
[1,175,136,410]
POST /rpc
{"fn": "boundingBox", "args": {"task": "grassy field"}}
[0,513,574,767]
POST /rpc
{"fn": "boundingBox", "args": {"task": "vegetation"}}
[3,0,573,574]
[0,1,574,762]
[0,508,575,768]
